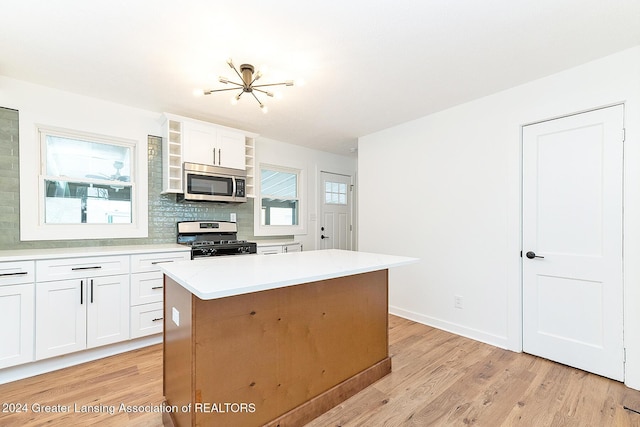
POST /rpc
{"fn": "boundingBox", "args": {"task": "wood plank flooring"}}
[1,315,640,426]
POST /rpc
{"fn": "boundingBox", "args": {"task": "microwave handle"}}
[232,176,237,197]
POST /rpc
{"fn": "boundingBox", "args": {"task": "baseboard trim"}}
[0,334,162,385]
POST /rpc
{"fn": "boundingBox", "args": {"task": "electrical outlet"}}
[454,295,463,309]
[172,307,180,326]
[230,213,237,222]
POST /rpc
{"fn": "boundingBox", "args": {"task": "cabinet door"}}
[217,131,246,170]
[183,121,218,165]
[283,243,301,253]
[36,279,86,360]
[86,274,130,348]
[0,284,34,369]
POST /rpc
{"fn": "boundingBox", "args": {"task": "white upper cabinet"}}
[162,114,256,194]
[182,119,246,170]
[216,130,247,170]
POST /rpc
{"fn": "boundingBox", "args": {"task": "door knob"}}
[321,235,330,239]
[526,251,544,259]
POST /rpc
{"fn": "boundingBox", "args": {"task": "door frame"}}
[518,102,626,377]
[318,169,356,251]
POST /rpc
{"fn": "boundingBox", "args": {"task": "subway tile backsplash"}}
[0,107,259,250]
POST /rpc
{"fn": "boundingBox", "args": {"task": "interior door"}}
[320,172,353,250]
[522,104,624,381]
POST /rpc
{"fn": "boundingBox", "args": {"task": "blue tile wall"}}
[0,107,258,250]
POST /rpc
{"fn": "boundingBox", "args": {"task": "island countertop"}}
[161,249,418,300]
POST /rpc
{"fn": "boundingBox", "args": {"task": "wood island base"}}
[163,269,390,427]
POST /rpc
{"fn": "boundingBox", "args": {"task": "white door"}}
[522,105,624,381]
[320,172,353,250]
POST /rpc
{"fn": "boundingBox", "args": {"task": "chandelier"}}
[195,59,294,113]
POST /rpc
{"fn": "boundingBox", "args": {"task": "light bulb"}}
[260,104,268,113]
[193,89,205,97]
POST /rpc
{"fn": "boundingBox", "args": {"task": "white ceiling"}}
[2,1,639,155]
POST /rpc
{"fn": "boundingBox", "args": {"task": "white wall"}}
[255,137,357,251]
[0,75,357,250]
[358,46,640,389]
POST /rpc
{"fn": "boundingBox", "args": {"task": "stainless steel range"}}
[177,220,257,259]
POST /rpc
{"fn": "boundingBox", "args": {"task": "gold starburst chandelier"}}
[195,59,295,113]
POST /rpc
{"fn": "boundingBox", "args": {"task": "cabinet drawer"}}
[36,255,130,282]
[0,261,35,286]
[131,271,164,305]
[131,302,163,338]
[257,246,283,255]
[130,251,190,273]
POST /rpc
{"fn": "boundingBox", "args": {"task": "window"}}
[325,181,348,205]
[43,133,133,224]
[255,165,305,236]
[20,125,148,241]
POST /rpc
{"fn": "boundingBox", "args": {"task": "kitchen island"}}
[161,249,417,427]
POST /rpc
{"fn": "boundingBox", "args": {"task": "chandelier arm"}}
[252,82,291,88]
[230,64,244,84]
[220,81,244,87]
[250,91,263,106]
[205,87,244,93]
[253,88,274,97]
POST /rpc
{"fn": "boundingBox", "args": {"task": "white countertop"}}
[161,249,419,300]
[0,244,190,262]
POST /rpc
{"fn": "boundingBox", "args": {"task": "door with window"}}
[320,172,353,250]
[522,105,624,381]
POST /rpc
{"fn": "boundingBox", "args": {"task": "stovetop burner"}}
[177,221,257,258]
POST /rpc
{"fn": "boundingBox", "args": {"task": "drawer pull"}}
[151,286,163,290]
[71,266,102,271]
[152,317,163,322]
[0,271,29,277]
[151,260,174,265]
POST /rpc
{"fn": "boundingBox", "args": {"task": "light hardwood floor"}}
[1,315,640,426]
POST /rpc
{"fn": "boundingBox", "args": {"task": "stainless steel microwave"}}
[180,162,247,203]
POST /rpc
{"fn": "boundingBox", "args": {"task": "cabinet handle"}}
[218,148,221,165]
[0,271,28,277]
[80,279,84,305]
[152,317,163,322]
[151,286,163,290]
[71,266,102,271]
[213,148,216,165]
[90,279,94,303]
[151,260,173,265]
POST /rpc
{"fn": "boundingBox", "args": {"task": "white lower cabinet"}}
[130,301,164,339]
[0,260,35,369]
[257,242,302,255]
[35,256,130,360]
[130,251,189,338]
[283,243,302,253]
[0,284,34,369]
[0,247,190,377]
